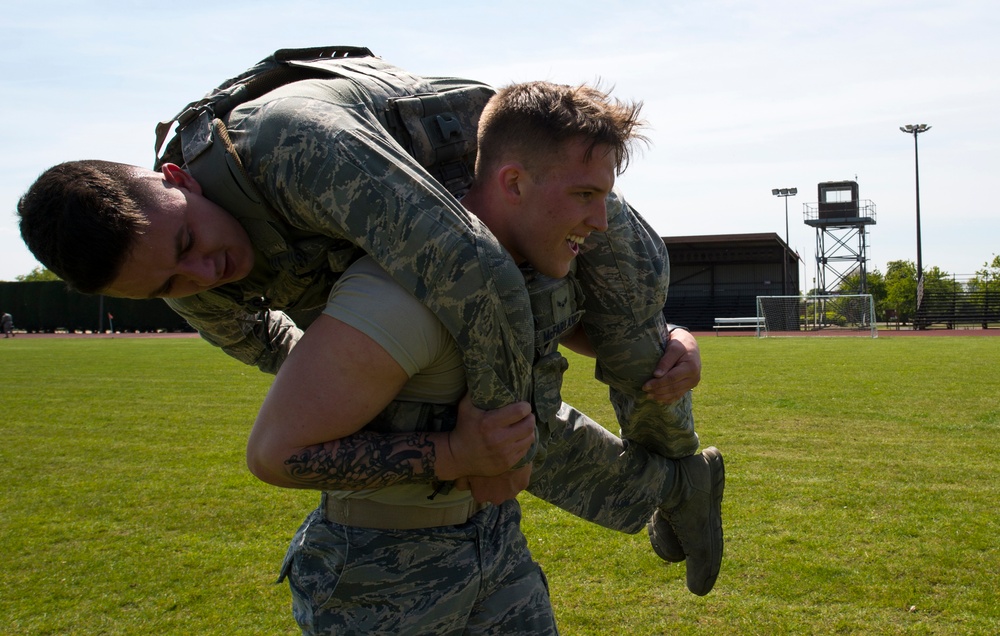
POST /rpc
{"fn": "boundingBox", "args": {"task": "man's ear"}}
[160,163,203,195]
[497,163,524,204]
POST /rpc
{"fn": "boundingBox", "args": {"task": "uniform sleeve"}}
[165,295,301,375]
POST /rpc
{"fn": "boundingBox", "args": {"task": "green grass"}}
[1,336,998,634]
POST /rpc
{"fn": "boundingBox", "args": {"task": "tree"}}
[14,267,61,282]
[968,255,1000,293]
[837,269,888,318]
[884,260,917,322]
[922,266,961,297]
[867,269,887,315]
[882,261,960,325]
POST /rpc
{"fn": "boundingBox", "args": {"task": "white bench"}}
[713,317,762,335]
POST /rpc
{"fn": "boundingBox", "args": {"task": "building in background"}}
[662,233,800,331]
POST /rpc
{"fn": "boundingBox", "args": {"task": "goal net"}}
[756,294,877,338]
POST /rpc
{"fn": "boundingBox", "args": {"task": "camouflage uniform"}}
[577,192,699,460]
[163,57,698,533]
[282,502,553,635]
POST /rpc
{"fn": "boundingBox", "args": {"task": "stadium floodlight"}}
[771,187,797,246]
[772,187,798,294]
[900,123,931,315]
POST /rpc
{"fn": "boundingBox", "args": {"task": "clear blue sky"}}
[3,0,997,286]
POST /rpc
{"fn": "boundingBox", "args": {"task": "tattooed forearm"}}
[283,430,438,490]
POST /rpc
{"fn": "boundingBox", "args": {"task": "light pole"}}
[900,123,930,316]
[772,187,797,294]
[771,187,798,246]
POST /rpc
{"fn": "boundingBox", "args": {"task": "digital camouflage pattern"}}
[517,230,694,533]
[280,499,556,635]
[147,49,713,629]
[165,58,534,411]
[528,403,684,534]
[576,191,699,459]
[275,208,696,630]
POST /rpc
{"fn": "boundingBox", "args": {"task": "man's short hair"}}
[17,160,151,293]
[475,81,647,179]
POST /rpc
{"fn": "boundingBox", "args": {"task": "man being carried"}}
[17,49,719,593]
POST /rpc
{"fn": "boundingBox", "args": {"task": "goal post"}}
[756,294,878,338]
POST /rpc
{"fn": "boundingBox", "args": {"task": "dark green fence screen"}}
[0,281,192,333]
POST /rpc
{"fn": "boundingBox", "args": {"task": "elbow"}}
[245,423,290,487]
[245,444,269,483]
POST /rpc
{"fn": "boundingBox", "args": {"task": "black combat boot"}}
[652,447,724,595]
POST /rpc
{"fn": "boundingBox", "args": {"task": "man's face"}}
[102,166,255,299]
[507,139,615,279]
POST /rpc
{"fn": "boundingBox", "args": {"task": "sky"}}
[2,0,998,289]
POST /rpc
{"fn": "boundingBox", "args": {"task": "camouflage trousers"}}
[528,401,688,534]
[279,498,556,635]
[519,192,700,532]
[575,190,700,460]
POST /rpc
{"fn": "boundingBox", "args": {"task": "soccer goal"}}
[756,294,878,338]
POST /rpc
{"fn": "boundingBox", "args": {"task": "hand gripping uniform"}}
[156,47,698,530]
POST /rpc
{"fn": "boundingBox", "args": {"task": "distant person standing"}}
[2,312,13,337]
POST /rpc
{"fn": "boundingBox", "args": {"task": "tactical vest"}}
[524,269,584,446]
[153,46,495,309]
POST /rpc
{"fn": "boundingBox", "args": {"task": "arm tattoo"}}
[283,430,438,490]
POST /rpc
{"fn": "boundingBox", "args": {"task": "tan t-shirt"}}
[322,256,471,507]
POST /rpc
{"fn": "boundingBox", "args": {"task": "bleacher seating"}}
[915,290,999,329]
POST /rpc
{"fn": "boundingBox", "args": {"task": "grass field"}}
[1,335,997,635]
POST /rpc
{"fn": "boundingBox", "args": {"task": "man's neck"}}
[459,187,521,265]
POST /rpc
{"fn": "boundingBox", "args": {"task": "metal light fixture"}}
[771,187,797,246]
[900,124,931,313]
[772,187,797,294]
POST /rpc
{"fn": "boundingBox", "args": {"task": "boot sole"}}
[647,510,686,563]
